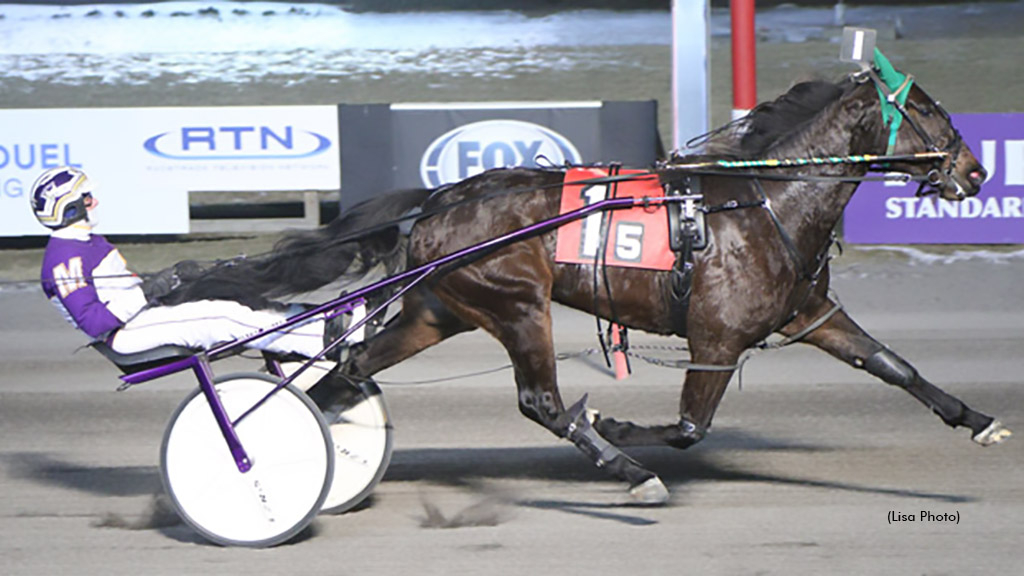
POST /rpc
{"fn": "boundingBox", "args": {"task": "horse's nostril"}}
[969,167,987,185]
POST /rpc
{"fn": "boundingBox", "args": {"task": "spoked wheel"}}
[320,378,393,514]
[161,373,333,547]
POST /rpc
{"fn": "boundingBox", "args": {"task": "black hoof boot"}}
[664,419,707,450]
[561,395,669,505]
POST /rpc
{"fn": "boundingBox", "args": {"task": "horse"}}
[163,59,1010,503]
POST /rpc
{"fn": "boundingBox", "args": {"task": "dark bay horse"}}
[166,64,1010,503]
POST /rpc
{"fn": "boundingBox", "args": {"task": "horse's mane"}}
[698,77,854,159]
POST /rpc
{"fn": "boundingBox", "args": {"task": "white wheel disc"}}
[321,380,393,514]
[274,362,394,515]
[161,374,333,547]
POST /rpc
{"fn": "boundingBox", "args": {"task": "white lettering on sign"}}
[1005,140,1024,186]
[975,139,1024,186]
[879,136,1024,221]
[420,120,582,188]
[886,140,1023,187]
[981,139,997,184]
[885,196,1024,219]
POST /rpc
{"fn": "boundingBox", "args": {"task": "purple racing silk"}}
[41,227,147,339]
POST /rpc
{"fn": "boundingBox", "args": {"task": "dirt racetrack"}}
[1,246,1023,574]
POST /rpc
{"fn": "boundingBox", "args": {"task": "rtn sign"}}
[144,125,332,160]
[844,113,1024,244]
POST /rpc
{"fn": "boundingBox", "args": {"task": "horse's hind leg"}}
[346,290,474,378]
[431,247,669,504]
[783,296,1011,446]
[306,290,473,408]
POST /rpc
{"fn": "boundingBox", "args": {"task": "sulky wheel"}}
[160,373,333,547]
[319,378,393,514]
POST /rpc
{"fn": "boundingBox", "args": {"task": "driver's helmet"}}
[30,166,94,229]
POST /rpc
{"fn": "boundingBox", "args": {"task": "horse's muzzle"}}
[937,163,986,201]
[967,166,988,189]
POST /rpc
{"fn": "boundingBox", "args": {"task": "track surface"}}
[1,248,1022,574]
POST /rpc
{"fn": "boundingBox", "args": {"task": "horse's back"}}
[409,167,566,259]
[409,167,680,335]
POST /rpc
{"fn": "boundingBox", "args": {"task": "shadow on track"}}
[386,427,974,506]
[3,452,161,497]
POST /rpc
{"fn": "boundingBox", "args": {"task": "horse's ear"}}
[840,88,873,115]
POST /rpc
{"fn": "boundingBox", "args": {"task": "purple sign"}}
[844,113,1024,244]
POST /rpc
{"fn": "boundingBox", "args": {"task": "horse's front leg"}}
[783,296,1011,446]
[594,347,739,451]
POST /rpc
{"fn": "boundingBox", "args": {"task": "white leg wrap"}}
[628,477,669,505]
[972,420,1012,446]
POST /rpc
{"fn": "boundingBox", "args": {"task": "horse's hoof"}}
[629,477,669,505]
[973,420,1012,446]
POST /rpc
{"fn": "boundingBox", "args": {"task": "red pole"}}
[610,324,630,380]
[731,0,757,120]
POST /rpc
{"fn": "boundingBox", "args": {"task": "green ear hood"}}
[873,48,914,154]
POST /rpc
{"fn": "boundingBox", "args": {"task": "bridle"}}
[859,67,967,198]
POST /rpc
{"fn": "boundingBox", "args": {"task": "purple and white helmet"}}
[30,166,94,229]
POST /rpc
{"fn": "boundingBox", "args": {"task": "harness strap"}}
[628,298,845,401]
[770,300,844,349]
[751,179,811,280]
[591,164,631,370]
[738,299,845,389]
[748,178,841,338]
[703,199,765,213]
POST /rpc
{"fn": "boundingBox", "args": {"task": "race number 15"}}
[579,185,645,263]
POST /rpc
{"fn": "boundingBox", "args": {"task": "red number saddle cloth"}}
[554,167,674,271]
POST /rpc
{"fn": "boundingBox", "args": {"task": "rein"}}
[15,151,947,289]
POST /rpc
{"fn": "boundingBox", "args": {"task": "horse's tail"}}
[160,188,432,307]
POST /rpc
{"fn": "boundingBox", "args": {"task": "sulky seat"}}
[91,341,196,375]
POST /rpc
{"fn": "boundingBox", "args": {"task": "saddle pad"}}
[554,167,674,271]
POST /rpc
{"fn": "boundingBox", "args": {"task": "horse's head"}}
[857,50,986,201]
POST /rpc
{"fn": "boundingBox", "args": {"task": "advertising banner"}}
[338,101,660,213]
[1,106,340,236]
[844,113,1024,244]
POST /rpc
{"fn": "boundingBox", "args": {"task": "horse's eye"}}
[910,101,933,116]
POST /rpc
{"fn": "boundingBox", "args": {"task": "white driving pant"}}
[109,300,325,357]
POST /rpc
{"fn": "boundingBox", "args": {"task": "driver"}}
[32,166,348,358]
